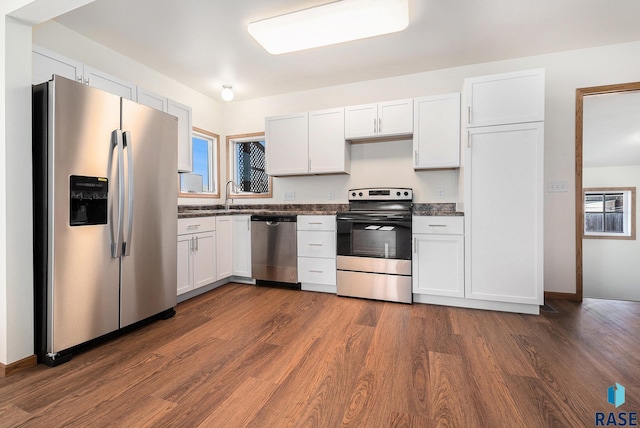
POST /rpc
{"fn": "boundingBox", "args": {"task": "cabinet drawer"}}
[297,231,336,258]
[178,216,216,235]
[413,216,463,235]
[297,215,336,231]
[298,257,336,285]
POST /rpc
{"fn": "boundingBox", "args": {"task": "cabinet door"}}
[413,234,464,298]
[177,234,193,295]
[465,68,545,127]
[216,217,233,279]
[168,99,193,172]
[84,66,137,101]
[193,231,216,289]
[137,87,168,112]
[265,112,309,175]
[232,215,252,277]
[378,99,413,137]
[32,46,83,85]
[413,93,461,169]
[309,108,349,174]
[344,103,377,139]
[465,123,544,305]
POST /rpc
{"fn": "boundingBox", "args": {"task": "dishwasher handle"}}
[266,221,280,226]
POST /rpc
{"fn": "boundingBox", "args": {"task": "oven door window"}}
[337,220,411,260]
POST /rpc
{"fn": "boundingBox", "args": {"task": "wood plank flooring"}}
[1,283,639,427]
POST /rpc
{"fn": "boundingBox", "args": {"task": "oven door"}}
[336,213,412,260]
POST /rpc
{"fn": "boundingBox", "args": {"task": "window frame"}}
[583,187,636,240]
[178,127,220,198]
[226,132,272,199]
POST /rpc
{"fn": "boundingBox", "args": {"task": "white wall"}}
[32,20,223,206]
[223,40,640,295]
[583,165,640,301]
[3,5,640,365]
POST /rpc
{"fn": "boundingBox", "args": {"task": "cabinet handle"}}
[378,118,382,133]
[373,118,377,133]
[195,236,199,251]
[309,269,324,273]
[85,77,90,85]
[190,236,194,251]
[309,158,311,171]
[467,130,471,149]
[247,218,250,231]
[414,150,418,165]
[77,76,83,83]
[467,106,471,124]
[187,224,201,230]
[413,237,416,253]
[428,224,447,227]
[308,243,323,246]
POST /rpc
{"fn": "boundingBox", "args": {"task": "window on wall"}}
[179,128,219,197]
[584,187,636,239]
[227,133,272,198]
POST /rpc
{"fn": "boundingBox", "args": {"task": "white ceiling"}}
[53,0,640,103]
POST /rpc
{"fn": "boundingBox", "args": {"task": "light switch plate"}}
[548,181,568,192]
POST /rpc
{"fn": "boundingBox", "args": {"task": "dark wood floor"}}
[1,283,639,427]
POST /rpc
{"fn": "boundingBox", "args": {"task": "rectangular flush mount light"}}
[248,0,409,55]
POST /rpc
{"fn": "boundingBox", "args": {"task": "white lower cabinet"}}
[297,215,336,293]
[232,215,252,277]
[215,216,233,280]
[412,216,464,298]
[177,217,216,296]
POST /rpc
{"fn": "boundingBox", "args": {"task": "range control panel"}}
[348,188,413,201]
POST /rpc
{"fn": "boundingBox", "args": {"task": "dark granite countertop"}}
[178,203,463,219]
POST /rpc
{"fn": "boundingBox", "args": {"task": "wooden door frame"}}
[573,81,640,302]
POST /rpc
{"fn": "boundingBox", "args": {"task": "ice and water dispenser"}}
[69,175,108,226]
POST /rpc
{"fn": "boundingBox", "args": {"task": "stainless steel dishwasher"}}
[251,215,299,288]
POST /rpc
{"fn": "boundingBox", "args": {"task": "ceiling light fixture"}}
[221,84,234,101]
[247,0,409,55]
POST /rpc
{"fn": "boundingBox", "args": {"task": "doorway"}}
[576,82,640,301]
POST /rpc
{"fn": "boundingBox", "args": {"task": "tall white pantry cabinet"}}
[463,69,545,314]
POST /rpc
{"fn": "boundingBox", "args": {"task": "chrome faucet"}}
[224,180,238,210]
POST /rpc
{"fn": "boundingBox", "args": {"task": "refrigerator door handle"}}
[123,131,135,256]
[110,130,125,258]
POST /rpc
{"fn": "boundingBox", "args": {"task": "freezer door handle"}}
[122,131,134,256]
[110,130,125,258]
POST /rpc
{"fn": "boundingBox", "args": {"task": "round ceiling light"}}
[221,84,234,102]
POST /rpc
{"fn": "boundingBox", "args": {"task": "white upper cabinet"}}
[168,99,193,172]
[464,68,545,127]
[266,108,349,176]
[345,99,413,140]
[32,45,83,85]
[83,66,137,101]
[308,108,349,174]
[137,87,169,112]
[265,112,310,176]
[413,93,461,169]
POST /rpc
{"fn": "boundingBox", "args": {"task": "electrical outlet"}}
[328,191,334,200]
[436,188,446,199]
[284,191,295,201]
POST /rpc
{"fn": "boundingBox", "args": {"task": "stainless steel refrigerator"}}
[33,75,178,366]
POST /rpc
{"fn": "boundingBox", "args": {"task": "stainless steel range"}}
[336,188,413,303]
